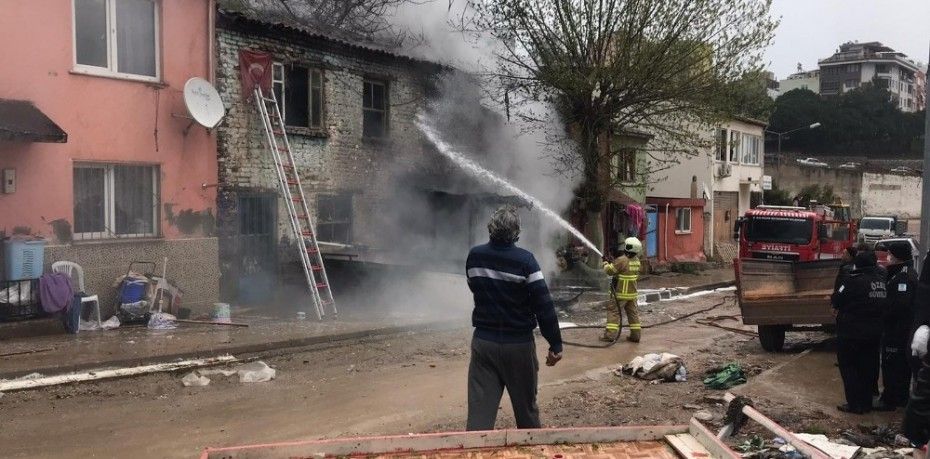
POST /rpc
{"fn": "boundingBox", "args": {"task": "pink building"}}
[0,0,220,312]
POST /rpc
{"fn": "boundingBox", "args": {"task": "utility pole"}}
[921,48,930,254]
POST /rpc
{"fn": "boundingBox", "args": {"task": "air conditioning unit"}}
[717,163,732,178]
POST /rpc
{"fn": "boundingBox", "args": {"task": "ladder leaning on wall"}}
[252,86,336,320]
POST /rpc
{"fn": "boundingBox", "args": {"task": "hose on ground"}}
[560,290,737,347]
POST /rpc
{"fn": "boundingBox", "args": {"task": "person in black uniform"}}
[833,246,857,295]
[832,249,886,414]
[875,243,918,410]
[903,254,930,450]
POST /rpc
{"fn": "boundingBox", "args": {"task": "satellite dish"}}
[183,77,225,129]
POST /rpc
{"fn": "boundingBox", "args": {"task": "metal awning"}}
[0,99,67,143]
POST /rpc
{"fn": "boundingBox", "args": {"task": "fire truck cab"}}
[735,205,857,262]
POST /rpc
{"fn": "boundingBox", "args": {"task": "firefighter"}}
[832,249,886,414]
[876,243,918,410]
[601,237,643,343]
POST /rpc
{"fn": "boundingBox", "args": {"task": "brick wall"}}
[214,18,458,298]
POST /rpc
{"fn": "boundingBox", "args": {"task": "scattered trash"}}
[79,315,120,331]
[619,352,687,382]
[683,404,702,410]
[794,433,860,459]
[237,361,276,383]
[147,312,177,330]
[297,311,306,320]
[703,363,747,389]
[181,372,210,387]
[734,435,766,454]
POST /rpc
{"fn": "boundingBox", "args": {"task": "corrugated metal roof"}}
[216,0,436,65]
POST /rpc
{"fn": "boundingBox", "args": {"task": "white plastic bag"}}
[80,316,121,331]
[913,325,929,358]
[147,312,177,330]
[237,361,276,383]
[181,372,210,387]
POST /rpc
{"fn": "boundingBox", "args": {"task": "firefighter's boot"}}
[601,322,620,342]
[627,325,641,343]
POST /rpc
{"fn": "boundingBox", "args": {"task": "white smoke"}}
[385,2,583,273]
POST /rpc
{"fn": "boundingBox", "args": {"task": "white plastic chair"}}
[51,261,101,327]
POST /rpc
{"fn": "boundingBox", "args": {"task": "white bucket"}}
[212,303,231,323]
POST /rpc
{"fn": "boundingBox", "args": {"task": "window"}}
[845,79,859,89]
[845,64,860,73]
[271,63,324,129]
[363,79,388,138]
[729,130,739,162]
[616,149,636,183]
[675,208,692,233]
[740,133,762,165]
[716,129,727,161]
[316,194,352,244]
[73,164,159,239]
[876,64,889,73]
[73,0,159,79]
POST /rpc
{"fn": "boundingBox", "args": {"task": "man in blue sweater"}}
[465,206,564,431]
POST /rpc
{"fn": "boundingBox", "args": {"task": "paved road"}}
[0,293,897,458]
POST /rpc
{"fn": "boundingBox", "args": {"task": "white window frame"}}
[675,207,692,234]
[73,163,160,240]
[740,133,762,166]
[272,62,286,119]
[272,62,325,129]
[71,0,162,83]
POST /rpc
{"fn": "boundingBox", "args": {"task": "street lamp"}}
[766,122,821,155]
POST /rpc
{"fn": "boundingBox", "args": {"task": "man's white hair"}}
[488,205,520,243]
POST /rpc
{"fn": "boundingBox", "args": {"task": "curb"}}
[0,321,455,380]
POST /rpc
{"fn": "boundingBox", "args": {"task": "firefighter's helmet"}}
[623,237,642,255]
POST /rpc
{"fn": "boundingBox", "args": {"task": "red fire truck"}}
[736,205,857,262]
[733,205,858,351]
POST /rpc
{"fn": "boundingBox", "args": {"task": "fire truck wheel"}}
[758,325,786,352]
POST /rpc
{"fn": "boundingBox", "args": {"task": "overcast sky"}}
[764,0,930,79]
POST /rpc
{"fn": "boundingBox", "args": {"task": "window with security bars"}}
[316,194,352,244]
[73,164,159,239]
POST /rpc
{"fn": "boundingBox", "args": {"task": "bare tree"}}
[221,0,428,47]
[458,0,778,250]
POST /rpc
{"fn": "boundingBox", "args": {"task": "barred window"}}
[73,164,159,239]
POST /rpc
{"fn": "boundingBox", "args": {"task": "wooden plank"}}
[666,433,714,459]
[0,355,237,392]
[200,425,698,459]
[689,418,741,459]
[722,393,830,459]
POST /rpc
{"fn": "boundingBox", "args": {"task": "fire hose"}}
[559,281,739,348]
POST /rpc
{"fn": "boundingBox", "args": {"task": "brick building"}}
[213,4,522,304]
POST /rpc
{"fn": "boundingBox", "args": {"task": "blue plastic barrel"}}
[3,238,46,280]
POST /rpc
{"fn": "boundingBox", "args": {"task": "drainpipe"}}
[208,0,216,84]
[664,203,670,262]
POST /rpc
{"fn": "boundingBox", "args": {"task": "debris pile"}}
[616,352,687,382]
